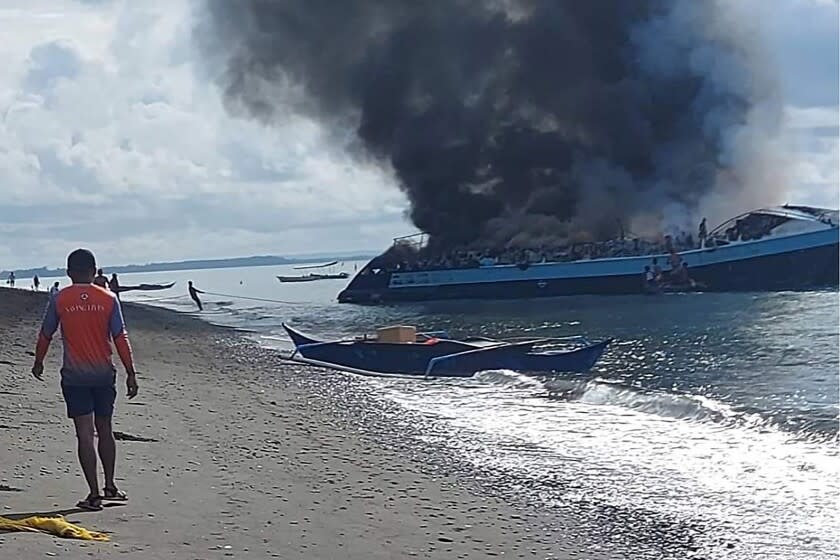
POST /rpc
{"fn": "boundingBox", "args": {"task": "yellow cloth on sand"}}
[0,515,109,541]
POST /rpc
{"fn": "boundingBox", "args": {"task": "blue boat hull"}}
[283,325,610,377]
[338,235,839,304]
[425,339,611,376]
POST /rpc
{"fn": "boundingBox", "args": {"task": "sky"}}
[0,0,837,269]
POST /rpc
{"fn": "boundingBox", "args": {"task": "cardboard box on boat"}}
[376,325,416,343]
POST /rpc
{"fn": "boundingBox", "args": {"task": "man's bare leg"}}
[73,414,99,496]
[94,415,116,491]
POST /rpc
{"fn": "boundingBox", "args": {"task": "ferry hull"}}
[338,238,838,304]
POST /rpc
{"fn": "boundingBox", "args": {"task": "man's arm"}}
[109,299,138,398]
[32,297,60,379]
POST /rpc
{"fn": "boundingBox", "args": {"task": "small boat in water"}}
[277,272,350,283]
[277,275,322,283]
[115,282,176,292]
[277,272,350,282]
[283,323,611,377]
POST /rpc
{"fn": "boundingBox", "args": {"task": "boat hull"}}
[278,273,349,283]
[339,229,839,303]
[283,324,610,377]
[277,276,321,283]
[116,282,176,292]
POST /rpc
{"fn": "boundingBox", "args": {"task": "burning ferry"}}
[338,205,839,304]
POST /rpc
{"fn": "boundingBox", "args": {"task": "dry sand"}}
[0,287,593,559]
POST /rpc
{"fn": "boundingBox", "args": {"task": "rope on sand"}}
[202,291,304,306]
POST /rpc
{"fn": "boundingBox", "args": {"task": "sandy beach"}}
[0,287,599,559]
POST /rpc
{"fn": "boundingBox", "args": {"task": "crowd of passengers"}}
[388,233,696,272]
[378,213,791,274]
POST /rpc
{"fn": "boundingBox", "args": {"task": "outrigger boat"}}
[277,272,350,283]
[277,275,322,283]
[114,282,176,293]
[282,323,611,378]
[278,261,350,283]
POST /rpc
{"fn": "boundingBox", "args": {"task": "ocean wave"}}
[538,378,838,442]
[464,372,838,442]
[472,369,548,390]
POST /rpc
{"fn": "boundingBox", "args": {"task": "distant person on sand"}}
[109,273,120,300]
[31,248,138,511]
[8,271,15,287]
[93,269,109,289]
[33,275,40,291]
[49,281,60,299]
[188,281,204,311]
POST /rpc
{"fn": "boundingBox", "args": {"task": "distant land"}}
[2,252,378,279]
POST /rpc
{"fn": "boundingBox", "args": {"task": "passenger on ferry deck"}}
[652,258,662,282]
[668,249,682,270]
[673,262,692,285]
[644,265,655,288]
[698,218,707,247]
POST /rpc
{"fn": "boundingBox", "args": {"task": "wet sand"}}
[0,287,593,559]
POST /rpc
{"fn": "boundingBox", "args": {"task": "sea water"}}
[115,263,839,559]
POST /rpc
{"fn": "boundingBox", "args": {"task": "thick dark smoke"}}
[196,0,780,248]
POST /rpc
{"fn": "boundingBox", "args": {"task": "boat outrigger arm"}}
[293,261,339,270]
[423,338,551,378]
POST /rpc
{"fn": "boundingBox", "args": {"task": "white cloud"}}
[0,0,410,269]
[0,0,836,269]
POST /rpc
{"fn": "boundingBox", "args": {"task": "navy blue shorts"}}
[61,384,117,418]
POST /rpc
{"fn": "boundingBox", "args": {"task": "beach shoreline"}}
[0,287,617,559]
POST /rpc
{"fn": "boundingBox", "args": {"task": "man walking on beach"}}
[110,273,121,301]
[188,280,204,311]
[49,281,60,300]
[31,249,138,510]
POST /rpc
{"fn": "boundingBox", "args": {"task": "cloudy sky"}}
[1,0,837,269]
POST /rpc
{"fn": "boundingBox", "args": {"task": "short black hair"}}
[67,249,96,273]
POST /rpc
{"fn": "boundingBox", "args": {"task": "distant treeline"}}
[4,254,376,279]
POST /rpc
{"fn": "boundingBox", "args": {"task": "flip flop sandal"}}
[103,487,128,501]
[77,494,103,511]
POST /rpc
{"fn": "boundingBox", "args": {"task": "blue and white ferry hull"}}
[338,227,839,304]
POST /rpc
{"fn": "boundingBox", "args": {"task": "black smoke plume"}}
[196,0,779,249]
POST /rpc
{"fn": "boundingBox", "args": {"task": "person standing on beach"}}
[49,281,60,300]
[31,248,138,511]
[188,280,204,311]
[93,269,109,289]
[109,273,120,301]
[33,275,40,291]
[8,271,15,287]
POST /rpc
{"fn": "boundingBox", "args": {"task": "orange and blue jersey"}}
[36,284,134,386]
